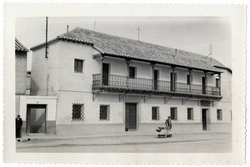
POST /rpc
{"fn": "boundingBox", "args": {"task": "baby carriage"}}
[156,126,172,138]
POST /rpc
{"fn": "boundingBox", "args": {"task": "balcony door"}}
[171,72,177,92]
[102,63,109,86]
[125,103,137,131]
[154,70,158,90]
[202,76,206,94]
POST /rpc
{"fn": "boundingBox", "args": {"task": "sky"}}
[16,17,231,71]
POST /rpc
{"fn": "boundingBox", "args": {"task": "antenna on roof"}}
[94,22,96,31]
[136,26,141,41]
[205,44,213,62]
[45,16,48,58]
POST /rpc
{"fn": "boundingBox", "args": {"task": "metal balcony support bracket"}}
[164,96,172,104]
[119,93,127,102]
[212,98,221,106]
[182,97,189,105]
[92,91,100,101]
[144,95,152,103]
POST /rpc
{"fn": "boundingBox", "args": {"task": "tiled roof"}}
[15,38,29,52]
[32,27,229,73]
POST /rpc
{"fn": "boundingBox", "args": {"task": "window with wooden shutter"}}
[74,59,84,73]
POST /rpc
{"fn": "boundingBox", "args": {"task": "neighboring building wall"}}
[31,42,60,96]
[16,51,27,94]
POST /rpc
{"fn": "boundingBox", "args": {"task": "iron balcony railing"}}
[93,73,221,96]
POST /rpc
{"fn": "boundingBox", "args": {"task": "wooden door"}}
[154,70,158,90]
[171,73,177,92]
[202,109,207,131]
[202,76,206,94]
[125,103,137,131]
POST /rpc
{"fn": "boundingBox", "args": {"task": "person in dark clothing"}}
[16,115,23,139]
[165,116,172,137]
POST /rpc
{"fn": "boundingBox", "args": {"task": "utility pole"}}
[45,16,48,58]
[209,44,213,62]
[136,26,141,41]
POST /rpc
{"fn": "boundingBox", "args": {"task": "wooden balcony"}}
[92,73,222,100]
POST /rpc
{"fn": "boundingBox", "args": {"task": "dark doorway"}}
[125,103,137,131]
[26,105,46,134]
[102,63,109,86]
[202,76,206,94]
[171,73,177,92]
[202,109,207,131]
[154,70,158,90]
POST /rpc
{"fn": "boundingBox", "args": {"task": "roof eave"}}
[30,36,94,51]
[103,52,223,74]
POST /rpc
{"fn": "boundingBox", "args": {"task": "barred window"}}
[187,108,194,120]
[100,105,110,121]
[72,104,84,121]
[170,107,178,120]
[74,59,84,73]
[152,107,160,120]
[217,109,222,120]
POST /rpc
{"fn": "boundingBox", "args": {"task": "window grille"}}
[170,107,178,120]
[72,103,84,121]
[187,108,194,120]
[100,105,110,121]
[217,109,222,120]
[152,107,160,120]
[74,59,84,73]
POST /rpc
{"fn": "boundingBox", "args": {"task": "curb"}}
[18,131,231,142]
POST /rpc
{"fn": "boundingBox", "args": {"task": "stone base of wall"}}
[20,120,56,137]
[55,122,232,136]
[56,124,125,136]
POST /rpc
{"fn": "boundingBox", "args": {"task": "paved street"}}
[16,132,232,153]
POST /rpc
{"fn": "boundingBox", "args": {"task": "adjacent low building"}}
[27,27,231,136]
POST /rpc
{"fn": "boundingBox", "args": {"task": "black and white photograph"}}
[3,3,246,165]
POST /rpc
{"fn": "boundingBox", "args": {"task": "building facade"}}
[28,27,232,136]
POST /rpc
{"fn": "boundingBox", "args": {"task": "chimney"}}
[173,49,177,57]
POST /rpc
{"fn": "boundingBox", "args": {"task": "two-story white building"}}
[23,27,231,136]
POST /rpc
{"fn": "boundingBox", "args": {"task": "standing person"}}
[16,115,23,140]
[165,116,172,137]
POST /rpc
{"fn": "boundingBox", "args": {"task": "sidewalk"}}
[18,130,231,142]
